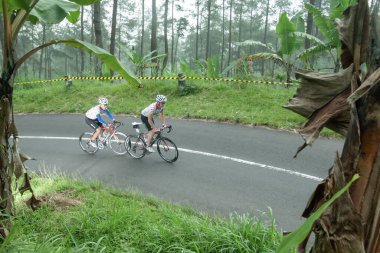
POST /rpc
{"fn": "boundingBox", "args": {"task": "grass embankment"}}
[14,79,305,130]
[3,175,281,252]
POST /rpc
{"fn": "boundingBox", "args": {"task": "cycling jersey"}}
[85,105,114,126]
[141,102,164,117]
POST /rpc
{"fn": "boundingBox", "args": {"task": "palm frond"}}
[247,53,289,68]
[293,32,326,46]
[297,43,334,60]
[236,40,274,52]
[304,3,338,44]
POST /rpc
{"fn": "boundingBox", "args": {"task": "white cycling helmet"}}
[98,97,108,105]
[156,95,167,103]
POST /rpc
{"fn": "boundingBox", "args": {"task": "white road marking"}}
[18,135,323,182]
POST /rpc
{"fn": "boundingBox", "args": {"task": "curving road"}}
[16,114,343,232]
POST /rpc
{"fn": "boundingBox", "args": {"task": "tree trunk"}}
[305,0,315,69]
[141,0,145,60]
[205,0,211,60]
[288,0,380,252]
[261,0,269,76]
[38,24,46,79]
[171,0,175,71]
[237,2,243,59]
[227,0,233,76]
[0,18,3,50]
[220,0,225,73]
[110,0,118,77]
[151,0,158,76]
[80,6,85,75]
[162,0,169,75]
[249,0,253,55]
[196,0,200,61]
[93,1,103,76]
[1,10,39,237]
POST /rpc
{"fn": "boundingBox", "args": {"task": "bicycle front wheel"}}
[156,137,178,163]
[109,132,128,155]
[79,132,99,154]
[125,135,146,159]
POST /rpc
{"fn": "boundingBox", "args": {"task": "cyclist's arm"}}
[96,114,108,126]
[159,112,166,126]
[104,109,115,121]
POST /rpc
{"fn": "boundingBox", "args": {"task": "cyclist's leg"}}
[141,114,154,145]
[85,117,102,141]
[141,114,155,152]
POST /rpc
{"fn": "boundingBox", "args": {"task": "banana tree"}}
[0,0,139,237]
[295,0,357,72]
[237,12,305,84]
[285,0,380,251]
[119,45,166,77]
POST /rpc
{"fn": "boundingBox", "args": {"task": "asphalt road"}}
[15,114,343,232]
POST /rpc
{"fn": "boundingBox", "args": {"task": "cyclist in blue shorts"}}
[85,97,117,148]
[141,95,168,153]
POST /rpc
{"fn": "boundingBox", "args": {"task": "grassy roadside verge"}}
[4,174,281,252]
[13,79,341,137]
[14,80,304,130]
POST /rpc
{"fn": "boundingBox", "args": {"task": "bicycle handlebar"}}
[113,121,122,128]
[159,125,172,133]
[102,121,123,131]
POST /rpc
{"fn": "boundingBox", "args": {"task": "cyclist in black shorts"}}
[140,95,168,153]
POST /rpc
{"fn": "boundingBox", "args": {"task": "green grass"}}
[13,80,305,130]
[14,79,342,138]
[3,175,281,252]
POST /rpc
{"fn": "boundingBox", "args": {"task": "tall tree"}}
[205,0,212,60]
[261,0,270,76]
[140,0,145,58]
[171,0,175,71]
[174,17,188,64]
[110,0,118,76]
[237,1,243,59]
[220,0,226,72]
[162,0,169,74]
[80,6,85,74]
[227,0,233,76]
[38,24,46,79]
[151,0,158,75]
[93,1,103,76]
[249,0,254,54]
[195,0,200,61]
[304,0,316,69]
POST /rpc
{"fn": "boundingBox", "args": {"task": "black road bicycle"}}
[125,122,179,163]
[79,121,127,155]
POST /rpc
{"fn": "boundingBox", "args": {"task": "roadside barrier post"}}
[64,75,73,90]
[178,73,186,91]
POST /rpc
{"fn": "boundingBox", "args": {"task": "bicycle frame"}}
[126,122,178,162]
[79,121,127,155]
[132,123,166,146]
[97,123,119,149]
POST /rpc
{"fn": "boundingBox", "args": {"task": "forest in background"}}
[3,0,345,83]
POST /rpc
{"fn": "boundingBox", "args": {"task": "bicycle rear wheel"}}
[109,132,128,155]
[125,135,146,159]
[156,137,178,163]
[79,132,99,154]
